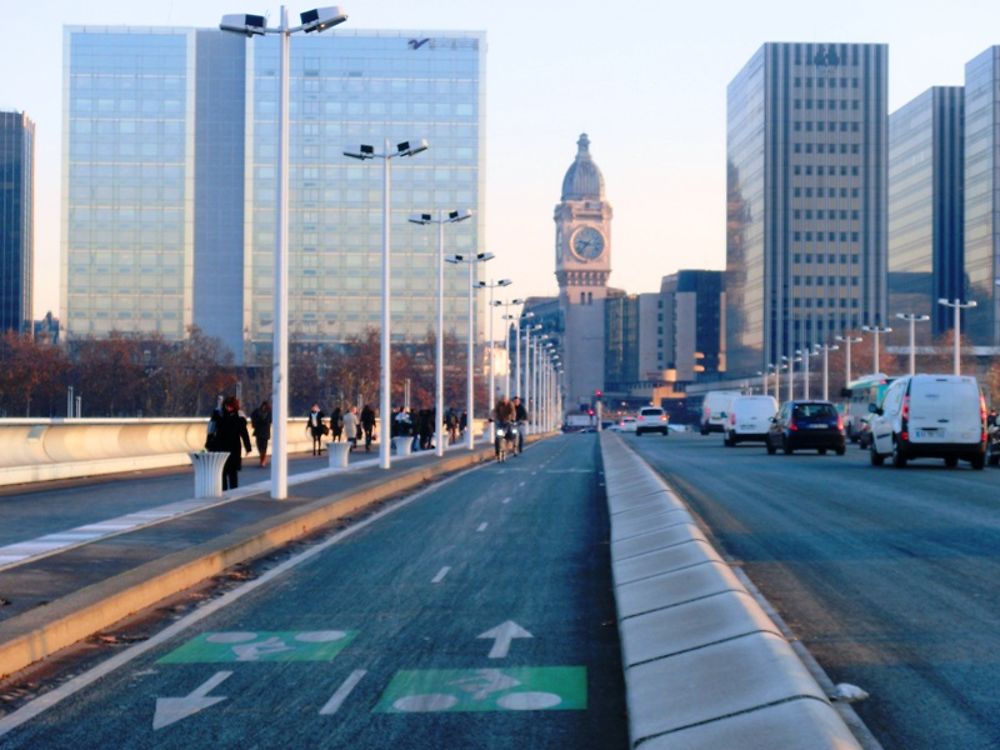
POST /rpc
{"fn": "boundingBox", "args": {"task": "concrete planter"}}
[327,441,351,469]
[188,451,229,498]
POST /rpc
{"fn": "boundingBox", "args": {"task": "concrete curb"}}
[0,436,545,680]
[600,432,862,750]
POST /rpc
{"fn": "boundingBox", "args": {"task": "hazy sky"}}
[4,0,1000,319]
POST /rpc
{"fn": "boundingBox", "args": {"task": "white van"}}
[700,390,742,434]
[868,374,986,469]
[724,395,778,446]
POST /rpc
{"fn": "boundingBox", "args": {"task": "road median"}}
[599,432,862,749]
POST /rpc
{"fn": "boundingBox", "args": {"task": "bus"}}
[840,373,894,442]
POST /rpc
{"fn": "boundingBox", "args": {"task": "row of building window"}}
[792,298,859,308]
[793,231,861,242]
[793,276,858,286]
[794,121,861,132]
[794,209,860,220]
[793,77,860,89]
[794,99,861,110]
[793,165,861,176]
[793,187,860,198]
[794,253,859,264]
[794,143,860,154]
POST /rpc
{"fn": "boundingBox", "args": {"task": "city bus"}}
[841,372,894,442]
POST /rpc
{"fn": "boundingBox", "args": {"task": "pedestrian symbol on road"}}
[375,667,586,713]
[158,630,356,664]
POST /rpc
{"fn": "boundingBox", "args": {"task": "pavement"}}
[0,436,526,682]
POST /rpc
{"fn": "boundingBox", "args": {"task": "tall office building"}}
[62,27,486,360]
[0,111,34,334]
[964,47,1000,346]
[726,43,888,378]
[888,87,964,340]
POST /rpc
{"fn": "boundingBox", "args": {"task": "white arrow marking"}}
[477,621,533,659]
[153,671,232,730]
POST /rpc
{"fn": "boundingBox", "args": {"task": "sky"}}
[4,0,1000,319]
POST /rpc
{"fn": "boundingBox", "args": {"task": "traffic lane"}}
[0,448,409,548]
[628,432,1000,750]
[2,435,627,750]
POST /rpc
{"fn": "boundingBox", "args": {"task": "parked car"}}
[856,412,875,450]
[636,406,669,436]
[766,400,846,455]
[724,395,778,446]
[868,374,986,469]
[700,390,742,434]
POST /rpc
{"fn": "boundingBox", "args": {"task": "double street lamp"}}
[446,252,494,449]
[937,298,977,375]
[409,209,472,457]
[861,324,892,375]
[494,297,524,398]
[895,313,930,376]
[834,334,864,386]
[815,343,839,401]
[220,5,348,499]
[477,278,513,440]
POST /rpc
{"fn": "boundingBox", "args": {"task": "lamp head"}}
[220,13,267,36]
[344,144,375,160]
[512,298,524,305]
[300,6,347,33]
[396,138,429,157]
[447,208,472,223]
[444,253,462,264]
[409,212,433,225]
[498,279,512,287]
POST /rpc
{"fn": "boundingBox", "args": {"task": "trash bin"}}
[392,436,413,457]
[188,451,230,498]
[327,441,350,469]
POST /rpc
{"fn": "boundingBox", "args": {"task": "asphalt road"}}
[0,435,627,749]
[627,429,1000,750]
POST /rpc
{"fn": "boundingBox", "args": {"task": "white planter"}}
[327,441,351,469]
[392,436,413,457]
[188,451,229,498]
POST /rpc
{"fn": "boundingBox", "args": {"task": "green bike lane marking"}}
[158,630,357,664]
[375,667,587,713]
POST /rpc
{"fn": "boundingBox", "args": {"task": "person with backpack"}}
[250,400,272,467]
[207,396,252,490]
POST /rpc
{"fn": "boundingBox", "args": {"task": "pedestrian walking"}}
[208,396,252,490]
[445,407,459,445]
[250,400,272,467]
[343,405,360,452]
[361,403,376,453]
[306,403,327,456]
[329,406,344,442]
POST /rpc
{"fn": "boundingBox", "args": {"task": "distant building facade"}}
[727,43,888,378]
[888,86,964,340]
[62,27,486,360]
[0,111,34,334]
[963,47,1000,346]
[554,134,613,409]
[661,270,725,382]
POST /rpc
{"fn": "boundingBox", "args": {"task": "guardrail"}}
[599,432,862,749]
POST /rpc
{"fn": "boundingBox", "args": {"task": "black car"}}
[766,400,846,456]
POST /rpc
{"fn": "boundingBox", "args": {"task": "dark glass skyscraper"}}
[888,87,964,340]
[963,47,1000,346]
[0,111,34,334]
[726,43,888,378]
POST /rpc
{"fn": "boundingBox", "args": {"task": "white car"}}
[636,407,669,436]
[617,417,637,433]
[700,390,742,434]
[869,374,986,469]
[724,395,778,446]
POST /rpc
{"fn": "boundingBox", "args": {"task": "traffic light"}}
[594,389,602,398]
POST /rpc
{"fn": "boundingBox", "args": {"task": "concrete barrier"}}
[599,432,862,750]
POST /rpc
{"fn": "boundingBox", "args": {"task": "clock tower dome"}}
[554,133,613,412]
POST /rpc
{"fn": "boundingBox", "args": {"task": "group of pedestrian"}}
[305,403,377,454]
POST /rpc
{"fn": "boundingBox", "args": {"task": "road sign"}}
[158,630,355,664]
[375,667,586,713]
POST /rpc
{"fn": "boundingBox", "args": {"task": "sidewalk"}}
[0,435,519,680]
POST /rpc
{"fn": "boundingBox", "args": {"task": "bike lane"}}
[0,434,626,749]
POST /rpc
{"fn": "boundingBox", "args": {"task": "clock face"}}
[571,227,605,261]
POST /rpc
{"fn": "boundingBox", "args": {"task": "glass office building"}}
[0,111,34,334]
[964,47,1000,346]
[888,87,964,340]
[726,43,888,378]
[62,27,486,360]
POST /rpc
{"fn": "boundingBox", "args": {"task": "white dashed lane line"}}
[431,566,451,584]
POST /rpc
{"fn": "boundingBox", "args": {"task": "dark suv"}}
[766,400,846,456]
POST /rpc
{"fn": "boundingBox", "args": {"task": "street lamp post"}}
[221,5,347,499]
[496,298,523,398]
[515,312,534,399]
[796,347,819,400]
[861,324,892,375]
[345,138,428,470]
[895,313,930,376]
[937,298,977,375]
[815,344,839,401]
[477,279,512,441]
[524,323,541,432]
[445,252,495,449]
[835,334,863,387]
[409,209,472,457]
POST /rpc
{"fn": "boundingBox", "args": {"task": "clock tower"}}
[554,133,613,412]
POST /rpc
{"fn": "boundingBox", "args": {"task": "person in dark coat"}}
[360,404,376,452]
[329,406,343,442]
[250,400,272,467]
[306,403,327,456]
[210,396,252,490]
